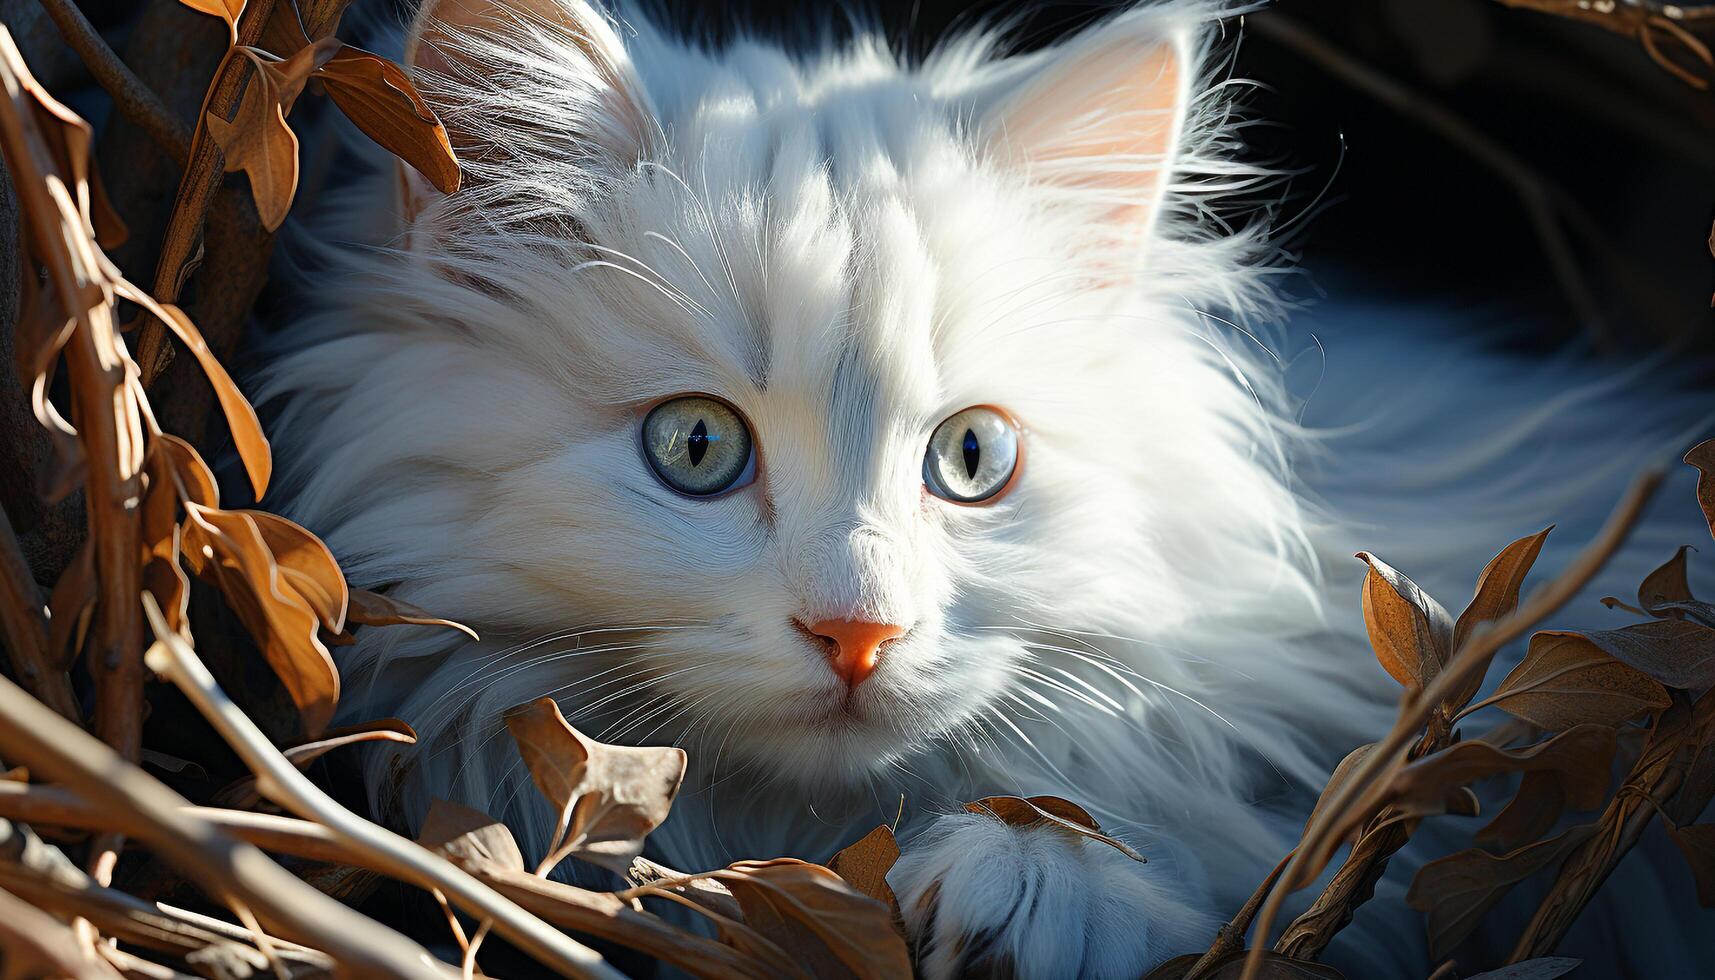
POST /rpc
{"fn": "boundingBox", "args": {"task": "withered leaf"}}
[1477,771,1568,852]
[1304,742,1375,837]
[182,503,339,735]
[1462,960,1582,980]
[503,697,686,875]
[207,62,299,231]
[1406,824,1597,959]
[120,289,270,498]
[717,859,913,980]
[178,0,246,30]
[346,588,478,640]
[1667,823,1715,907]
[1450,528,1552,709]
[1486,631,1671,730]
[827,825,901,925]
[964,795,1144,862]
[1688,440,1715,541]
[1639,546,1695,610]
[1540,620,1715,691]
[46,540,95,669]
[286,717,416,767]
[315,48,460,194]
[247,510,347,632]
[1392,724,1616,817]
[1358,552,1453,690]
[419,798,525,873]
[1143,951,1346,979]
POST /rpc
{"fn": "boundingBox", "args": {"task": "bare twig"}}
[0,883,119,979]
[0,667,453,977]
[1239,469,1664,980]
[0,501,77,719]
[36,0,192,164]
[142,601,626,980]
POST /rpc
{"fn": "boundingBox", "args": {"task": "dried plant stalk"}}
[0,504,77,719]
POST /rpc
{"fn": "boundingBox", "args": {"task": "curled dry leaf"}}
[1638,546,1694,610]
[1406,823,1598,959]
[121,292,271,498]
[246,511,347,633]
[717,859,913,980]
[964,795,1144,862]
[1449,529,1553,710]
[419,798,527,873]
[1666,822,1715,907]
[1358,552,1453,690]
[285,717,417,766]
[503,697,686,875]
[1477,771,1569,852]
[315,47,460,194]
[178,0,247,31]
[1688,440,1715,540]
[1144,950,1346,979]
[1536,620,1715,692]
[346,588,478,641]
[1391,724,1617,818]
[181,503,339,735]
[1484,631,1671,730]
[207,60,300,231]
[827,825,902,926]
[1462,959,1583,980]
[46,541,95,669]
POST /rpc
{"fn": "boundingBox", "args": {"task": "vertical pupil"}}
[688,419,709,467]
[961,428,980,479]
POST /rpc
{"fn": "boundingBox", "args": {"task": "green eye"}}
[923,406,1019,503]
[642,396,755,496]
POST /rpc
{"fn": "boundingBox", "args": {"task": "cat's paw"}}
[889,811,1213,980]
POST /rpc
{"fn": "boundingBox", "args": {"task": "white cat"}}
[260,0,1710,976]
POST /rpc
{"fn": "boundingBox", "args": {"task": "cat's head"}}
[271,0,1310,795]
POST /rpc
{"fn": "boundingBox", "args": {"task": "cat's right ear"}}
[400,0,658,218]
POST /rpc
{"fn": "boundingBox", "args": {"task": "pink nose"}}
[803,619,906,688]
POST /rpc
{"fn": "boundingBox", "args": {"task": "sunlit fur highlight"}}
[259,2,1712,976]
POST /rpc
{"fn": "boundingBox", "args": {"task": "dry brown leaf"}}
[827,825,902,926]
[208,63,299,231]
[1639,546,1695,610]
[1463,960,1582,980]
[346,587,478,640]
[247,510,347,633]
[1406,823,1597,959]
[1143,950,1346,979]
[46,540,95,669]
[1450,528,1552,709]
[121,291,271,498]
[316,47,460,194]
[503,697,686,875]
[182,503,339,734]
[1391,724,1616,817]
[1303,742,1376,838]
[964,795,1144,861]
[1667,822,1715,907]
[1688,440,1715,541]
[716,859,913,980]
[178,0,246,30]
[1485,630,1671,730]
[1476,771,1568,851]
[285,717,416,766]
[1538,620,1715,691]
[420,798,527,873]
[1358,552,1453,690]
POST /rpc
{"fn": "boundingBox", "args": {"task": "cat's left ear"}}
[974,12,1192,247]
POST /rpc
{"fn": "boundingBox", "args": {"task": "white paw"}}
[889,812,1214,979]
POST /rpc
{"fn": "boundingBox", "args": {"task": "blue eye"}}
[642,396,755,496]
[924,406,1019,503]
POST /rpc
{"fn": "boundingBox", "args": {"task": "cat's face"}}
[281,0,1299,791]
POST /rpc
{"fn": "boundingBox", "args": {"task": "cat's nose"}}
[800,618,906,689]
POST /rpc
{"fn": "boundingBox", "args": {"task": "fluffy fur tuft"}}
[257,2,1711,975]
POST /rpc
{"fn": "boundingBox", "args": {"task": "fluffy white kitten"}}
[259,0,1710,975]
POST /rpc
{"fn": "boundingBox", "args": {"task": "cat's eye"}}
[923,406,1019,504]
[642,396,755,497]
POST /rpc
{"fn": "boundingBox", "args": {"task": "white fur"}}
[258,2,1712,976]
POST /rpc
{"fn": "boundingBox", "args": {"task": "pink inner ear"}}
[988,34,1186,239]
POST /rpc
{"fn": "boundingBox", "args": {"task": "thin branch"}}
[0,666,453,977]
[0,503,77,720]
[141,600,625,980]
[36,0,192,165]
[0,884,119,979]
[1239,468,1664,980]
